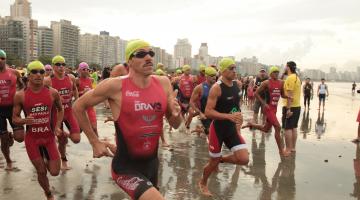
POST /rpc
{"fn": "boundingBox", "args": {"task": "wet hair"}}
[306,77,310,80]
[321,78,325,81]
[287,61,297,73]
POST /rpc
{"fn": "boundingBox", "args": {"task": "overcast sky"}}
[1,0,360,71]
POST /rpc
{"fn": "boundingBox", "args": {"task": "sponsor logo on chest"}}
[125,90,140,97]
[134,101,162,112]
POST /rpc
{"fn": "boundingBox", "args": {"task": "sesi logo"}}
[134,101,162,112]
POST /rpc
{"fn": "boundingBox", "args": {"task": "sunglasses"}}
[45,69,52,71]
[54,63,66,67]
[131,50,155,59]
[81,68,89,71]
[228,66,236,71]
[0,57,5,60]
[30,69,45,75]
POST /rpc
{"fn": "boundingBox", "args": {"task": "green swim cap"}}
[125,39,150,62]
[155,69,165,76]
[52,55,65,65]
[205,67,217,76]
[157,63,164,70]
[176,69,182,74]
[199,64,206,72]
[219,57,235,73]
[182,65,191,72]
[27,61,45,72]
[0,49,6,58]
[269,66,280,75]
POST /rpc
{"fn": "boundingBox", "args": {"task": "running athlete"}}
[73,39,182,200]
[44,55,80,170]
[44,64,53,77]
[243,66,290,156]
[76,62,97,136]
[353,82,357,94]
[352,108,360,143]
[199,58,249,197]
[13,61,63,200]
[178,65,196,122]
[196,64,206,85]
[282,61,301,153]
[0,49,25,170]
[303,78,313,109]
[190,67,217,136]
[317,78,329,110]
[253,69,268,122]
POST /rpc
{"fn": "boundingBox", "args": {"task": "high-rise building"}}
[37,26,53,58]
[79,33,100,65]
[10,0,31,18]
[51,20,79,66]
[79,31,127,67]
[198,43,209,65]
[174,38,192,60]
[0,17,26,62]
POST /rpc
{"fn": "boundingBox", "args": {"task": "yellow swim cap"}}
[52,55,65,65]
[182,65,191,72]
[205,67,217,76]
[27,61,45,72]
[125,39,150,62]
[219,58,235,73]
[176,69,182,74]
[269,66,279,75]
[157,63,164,70]
[155,69,165,76]
[199,64,206,72]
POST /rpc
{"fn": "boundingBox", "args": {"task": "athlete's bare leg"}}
[199,157,221,196]
[57,135,71,170]
[138,187,165,200]
[291,128,297,152]
[221,149,249,165]
[69,133,80,144]
[31,158,60,200]
[1,132,13,170]
[284,129,293,154]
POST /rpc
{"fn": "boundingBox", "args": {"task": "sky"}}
[1,0,360,71]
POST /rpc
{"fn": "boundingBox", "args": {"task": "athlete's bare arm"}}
[110,64,127,77]
[73,78,121,157]
[255,80,268,106]
[190,85,202,113]
[51,88,64,136]
[69,74,79,100]
[157,76,182,129]
[12,91,33,125]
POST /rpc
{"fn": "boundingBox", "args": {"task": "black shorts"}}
[201,119,212,135]
[179,97,190,113]
[282,107,301,130]
[319,94,326,102]
[0,106,24,135]
[112,158,159,200]
[208,121,247,157]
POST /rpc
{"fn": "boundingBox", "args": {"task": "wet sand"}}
[1,82,359,200]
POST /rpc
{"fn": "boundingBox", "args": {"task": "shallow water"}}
[0,82,359,200]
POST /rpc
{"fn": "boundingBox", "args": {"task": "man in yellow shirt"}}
[282,61,301,155]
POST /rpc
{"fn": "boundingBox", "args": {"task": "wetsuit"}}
[208,80,246,158]
[24,87,59,161]
[0,67,23,134]
[78,77,96,125]
[303,83,312,107]
[178,75,194,114]
[111,76,167,200]
[51,75,80,134]
[263,79,282,128]
[199,82,211,135]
